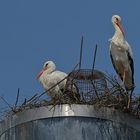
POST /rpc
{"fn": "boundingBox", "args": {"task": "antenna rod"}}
[14,88,20,108]
[79,36,84,69]
[92,44,98,73]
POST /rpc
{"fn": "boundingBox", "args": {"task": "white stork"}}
[36,61,68,99]
[109,15,135,91]
[36,60,78,100]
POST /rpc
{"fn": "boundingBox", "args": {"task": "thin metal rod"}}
[79,36,84,69]
[92,44,98,73]
[14,88,20,108]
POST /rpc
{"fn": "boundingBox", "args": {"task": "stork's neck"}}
[39,68,54,85]
[112,25,125,45]
[47,67,55,73]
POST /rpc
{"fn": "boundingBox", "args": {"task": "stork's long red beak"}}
[116,21,125,36]
[36,68,46,79]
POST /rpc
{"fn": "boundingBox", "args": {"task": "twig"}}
[0,96,15,113]
[24,93,38,104]
[90,80,100,101]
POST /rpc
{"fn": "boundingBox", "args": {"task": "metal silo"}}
[0,104,140,140]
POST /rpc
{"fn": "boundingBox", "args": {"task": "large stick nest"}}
[1,70,140,120]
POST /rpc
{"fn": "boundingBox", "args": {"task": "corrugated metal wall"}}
[0,105,140,140]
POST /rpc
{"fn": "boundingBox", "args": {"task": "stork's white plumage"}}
[36,61,67,99]
[109,15,135,91]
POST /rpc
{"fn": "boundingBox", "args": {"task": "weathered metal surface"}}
[0,104,140,140]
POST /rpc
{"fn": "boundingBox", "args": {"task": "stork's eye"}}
[45,63,48,67]
[115,17,119,21]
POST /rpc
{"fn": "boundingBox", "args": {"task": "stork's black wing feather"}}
[127,51,134,86]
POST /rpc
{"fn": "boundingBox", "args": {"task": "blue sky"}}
[0,0,140,108]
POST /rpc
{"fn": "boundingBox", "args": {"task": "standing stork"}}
[109,15,135,109]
